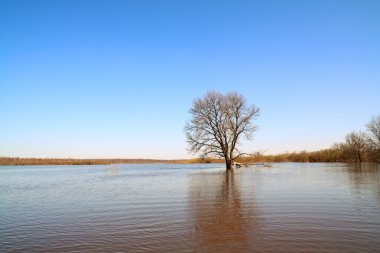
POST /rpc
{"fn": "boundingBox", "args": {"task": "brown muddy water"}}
[1,163,380,252]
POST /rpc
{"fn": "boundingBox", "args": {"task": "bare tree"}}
[345,131,367,163]
[367,115,380,149]
[185,91,260,170]
[366,115,380,163]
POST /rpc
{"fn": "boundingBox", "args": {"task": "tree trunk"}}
[225,158,232,170]
[357,151,362,163]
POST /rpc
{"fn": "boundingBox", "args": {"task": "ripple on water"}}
[0,163,380,252]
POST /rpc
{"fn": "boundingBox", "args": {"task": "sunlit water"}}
[1,163,379,252]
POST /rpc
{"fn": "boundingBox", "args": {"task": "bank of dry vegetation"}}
[1,116,379,166]
[247,115,380,163]
[0,157,227,166]
[0,157,167,166]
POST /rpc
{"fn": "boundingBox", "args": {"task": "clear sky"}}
[1,0,379,159]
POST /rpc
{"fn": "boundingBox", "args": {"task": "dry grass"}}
[0,157,224,166]
[0,157,167,166]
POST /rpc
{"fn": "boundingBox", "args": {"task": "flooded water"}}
[1,163,380,252]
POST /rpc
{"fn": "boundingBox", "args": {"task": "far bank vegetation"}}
[246,115,380,164]
[0,158,167,166]
[1,116,379,166]
[195,115,380,164]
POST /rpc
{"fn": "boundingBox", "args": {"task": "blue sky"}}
[1,0,379,159]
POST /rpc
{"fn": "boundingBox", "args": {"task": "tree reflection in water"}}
[187,169,260,252]
[346,163,380,206]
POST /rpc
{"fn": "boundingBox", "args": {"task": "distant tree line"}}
[255,115,380,163]
[1,116,378,166]
[0,157,168,166]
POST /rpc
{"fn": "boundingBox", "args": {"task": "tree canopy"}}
[185,91,260,170]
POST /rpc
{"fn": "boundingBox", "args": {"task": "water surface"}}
[1,163,379,252]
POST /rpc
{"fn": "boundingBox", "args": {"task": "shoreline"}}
[0,157,225,166]
[1,156,378,166]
